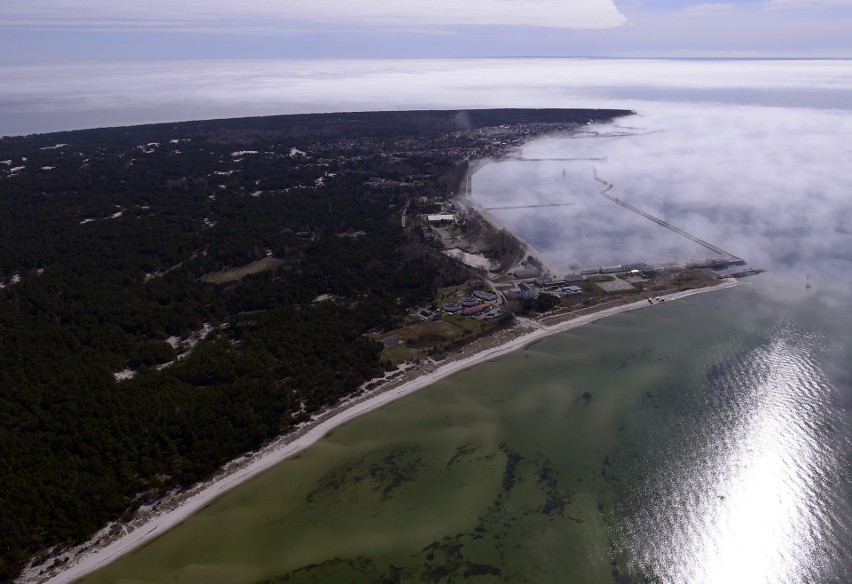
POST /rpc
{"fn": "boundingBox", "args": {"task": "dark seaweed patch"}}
[260,556,403,584]
[446,442,478,468]
[499,444,524,492]
[368,444,422,501]
[305,444,422,504]
[277,445,584,583]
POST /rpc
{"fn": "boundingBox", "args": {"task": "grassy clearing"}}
[435,280,479,302]
[201,257,285,284]
[444,314,489,335]
[379,320,463,363]
[584,275,615,283]
[398,320,462,346]
[382,343,413,363]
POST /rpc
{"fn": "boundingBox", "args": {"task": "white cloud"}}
[762,0,852,8]
[0,0,627,31]
[3,58,851,114]
[679,3,739,16]
[1,57,850,137]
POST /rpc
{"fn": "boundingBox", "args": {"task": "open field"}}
[200,257,285,284]
[380,315,502,363]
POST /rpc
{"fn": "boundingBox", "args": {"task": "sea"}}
[61,59,851,584]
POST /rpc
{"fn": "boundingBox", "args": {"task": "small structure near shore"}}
[513,265,540,279]
[507,282,536,300]
[426,214,456,223]
[462,303,491,317]
[473,290,497,302]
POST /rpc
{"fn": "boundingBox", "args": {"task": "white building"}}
[426,214,456,223]
[507,282,536,300]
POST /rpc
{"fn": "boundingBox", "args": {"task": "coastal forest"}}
[0,108,628,580]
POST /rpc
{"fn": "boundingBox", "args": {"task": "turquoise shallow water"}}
[81,282,852,584]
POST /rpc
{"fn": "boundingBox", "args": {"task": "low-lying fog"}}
[3,59,851,135]
[473,101,852,296]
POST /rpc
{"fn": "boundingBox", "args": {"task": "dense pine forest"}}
[0,108,629,580]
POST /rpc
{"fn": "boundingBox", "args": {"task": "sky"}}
[0,1,851,135]
[1,0,851,63]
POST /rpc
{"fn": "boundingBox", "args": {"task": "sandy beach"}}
[23,278,739,584]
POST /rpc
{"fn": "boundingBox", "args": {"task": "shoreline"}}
[456,155,563,277]
[25,278,739,584]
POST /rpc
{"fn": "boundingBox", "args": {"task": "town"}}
[378,193,753,365]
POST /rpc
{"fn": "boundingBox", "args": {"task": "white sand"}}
[25,279,739,584]
[442,248,494,270]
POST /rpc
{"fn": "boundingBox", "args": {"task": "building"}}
[564,273,585,283]
[461,296,478,307]
[513,265,540,279]
[600,264,624,274]
[426,214,456,223]
[473,290,498,302]
[443,301,461,313]
[507,282,536,300]
[462,303,491,317]
[563,285,583,295]
[535,275,553,286]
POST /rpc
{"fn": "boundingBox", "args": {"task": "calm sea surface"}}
[80,282,852,584]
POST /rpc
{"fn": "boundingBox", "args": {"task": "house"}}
[473,290,497,302]
[426,214,456,223]
[462,303,491,317]
[513,265,540,279]
[507,282,536,300]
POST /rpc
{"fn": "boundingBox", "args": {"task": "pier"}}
[593,169,742,262]
[485,202,576,211]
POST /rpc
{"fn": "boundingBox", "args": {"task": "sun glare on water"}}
[624,326,836,583]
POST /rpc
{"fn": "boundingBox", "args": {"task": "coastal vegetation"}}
[0,108,629,580]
